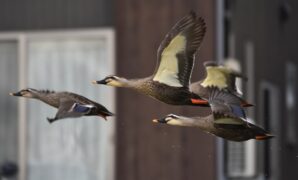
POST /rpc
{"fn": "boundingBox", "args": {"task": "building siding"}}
[229,0,298,179]
[0,0,217,179]
[115,1,217,180]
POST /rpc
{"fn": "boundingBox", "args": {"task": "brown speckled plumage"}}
[154,89,273,141]
[122,77,207,106]
[191,115,272,141]
[94,12,208,106]
[10,88,113,123]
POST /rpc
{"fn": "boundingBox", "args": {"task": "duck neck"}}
[168,116,211,130]
[34,90,52,97]
[114,77,148,89]
[30,90,55,102]
[168,117,201,127]
[109,77,132,88]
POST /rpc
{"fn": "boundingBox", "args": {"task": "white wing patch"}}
[201,66,229,89]
[153,35,186,87]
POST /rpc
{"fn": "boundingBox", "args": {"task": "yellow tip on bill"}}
[152,119,158,123]
[9,93,13,96]
[91,80,97,84]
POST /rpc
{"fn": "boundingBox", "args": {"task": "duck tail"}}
[102,110,114,117]
[98,109,114,121]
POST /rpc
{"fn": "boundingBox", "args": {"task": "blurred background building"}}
[0,0,297,180]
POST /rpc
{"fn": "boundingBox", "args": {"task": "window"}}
[285,62,296,145]
[0,29,115,180]
[259,82,281,180]
[225,42,256,178]
[0,41,19,174]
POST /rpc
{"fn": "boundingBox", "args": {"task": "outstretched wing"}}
[153,11,206,87]
[54,98,95,120]
[208,88,246,125]
[71,103,94,113]
[201,61,234,90]
[201,61,247,94]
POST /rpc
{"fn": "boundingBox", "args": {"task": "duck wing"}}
[200,61,246,90]
[227,70,247,97]
[223,58,248,96]
[208,88,246,125]
[199,62,253,106]
[153,11,206,87]
[201,62,231,90]
[55,98,95,120]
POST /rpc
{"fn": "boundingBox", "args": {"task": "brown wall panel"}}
[115,1,216,180]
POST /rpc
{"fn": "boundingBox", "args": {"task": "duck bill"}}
[152,118,166,124]
[152,119,159,123]
[9,92,22,96]
[92,79,107,85]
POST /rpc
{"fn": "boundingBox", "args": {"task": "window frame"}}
[258,81,281,180]
[224,41,257,179]
[0,29,116,180]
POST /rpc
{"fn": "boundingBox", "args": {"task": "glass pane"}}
[26,37,114,180]
[0,41,19,175]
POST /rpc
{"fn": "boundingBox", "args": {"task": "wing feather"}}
[208,88,246,125]
[153,11,206,87]
[54,99,94,120]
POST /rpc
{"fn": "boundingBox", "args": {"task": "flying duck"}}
[9,88,114,123]
[190,61,253,107]
[153,88,273,141]
[92,12,208,106]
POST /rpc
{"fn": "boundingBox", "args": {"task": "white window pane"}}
[26,37,114,180]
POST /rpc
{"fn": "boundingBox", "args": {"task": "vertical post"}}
[215,0,226,180]
[17,34,27,180]
[216,0,224,63]
[104,29,116,180]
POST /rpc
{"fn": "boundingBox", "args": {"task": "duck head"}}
[9,88,38,98]
[92,75,127,87]
[152,114,185,126]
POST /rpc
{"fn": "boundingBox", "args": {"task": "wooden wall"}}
[115,1,217,180]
